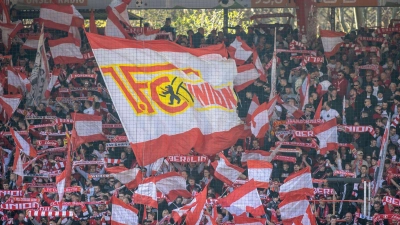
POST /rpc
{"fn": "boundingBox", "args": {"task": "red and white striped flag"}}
[234,64,259,92]
[44,71,59,99]
[27,210,75,218]
[105,0,132,39]
[234,216,266,225]
[247,160,273,188]
[171,196,199,223]
[12,145,24,177]
[320,30,346,58]
[0,94,21,119]
[246,95,260,125]
[39,4,84,32]
[211,153,244,186]
[299,75,310,110]
[218,179,265,217]
[279,101,304,119]
[48,36,84,65]
[111,195,139,225]
[7,67,31,95]
[11,128,36,157]
[312,118,338,155]
[104,158,121,164]
[0,21,23,51]
[54,162,65,170]
[185,186,210,225]
[316,80,331,96]
[135,29,161,41]
[105,166,142,189]
[227,37,253,65]
[279,167,314,199]
[144,172,192,200]
[22,35,41,50]
[279,194,316,225]
[56,170,67,202]
[251,95,279,138]
[71,113,107,148]
[133,182,158,208]
[252,50,266,81]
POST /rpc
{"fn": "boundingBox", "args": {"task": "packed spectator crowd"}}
[1,13,400,225]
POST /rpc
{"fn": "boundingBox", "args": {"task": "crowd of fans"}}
[1,14,400,225]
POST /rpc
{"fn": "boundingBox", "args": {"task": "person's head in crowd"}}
[365,85,373,94]
[388,145,397,157]
[188,176,197,186]
[252,139,260,149]
[357,150,364,160]
[293,163,301,173]
[245,91,252,100]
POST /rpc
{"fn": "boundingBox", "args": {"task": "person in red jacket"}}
[332,71,349,98]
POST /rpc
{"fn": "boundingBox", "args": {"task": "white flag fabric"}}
[312,118,338,155]
[133,182,158,208]
[0,21,23,51]
[105,166,142,189]
[251,95,278,138]
[218,179,265,217]
[299,75,310,110]
[279,194,316,225]
[11,128,36,157]
[270,53,277,99]
[72,113,107,148]
[234,64,259,92]
[56,170,67,202]
[279,167,314,199]
[240,150,272,165]
[111,195,139,225]
[48,36,84,65]
[12,146,24,177]
[211,153,244,186]
[227,37,253,65]
[105,0,132,39]
[0,95,21,119]
[27,25,50,106]
[143,172,192,200]
[320,30,346,58]
[39,4,83,32]
[7,67,31,95]
[22,35,41,50]
[86,32,243,166]
[246,95,260,125]
[247,160,273,188]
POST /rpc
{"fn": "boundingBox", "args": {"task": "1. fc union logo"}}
[101,65,195,115]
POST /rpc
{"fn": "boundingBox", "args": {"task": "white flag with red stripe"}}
[246,95,260,125]
[111,195,139,225]
[312,118,338,154]
[185,186,209,225]
[278,99,304,119]
[320,30,346,58]
[218,179,265,217]
[227,37,253,65]
[12,145,24,177]
[7,67,31,95]
[211,153,244,186]
[234,64,259,92]
[105,0,132,39]
[279,167,314,199]
[133,182,158,208]
[86,32,242,167]
[39,4,83,32]
[11,128,36,157]
[299,75,310,110]
[144,172,192,200]
[48,36,84,65]
[0,21,23,51]
[171,196,199,223]
[71,113,107,148]
[279,194,317,225]
[252,50,266,81]
[0,94,21,119]
[56,170,67,202]
[234,216,266,225]
[22,35,41,50]
[247,160,273,188]
[251,95,278,138]
[240,150,271,165]
[105,166,142,189]
[45,71,59,99]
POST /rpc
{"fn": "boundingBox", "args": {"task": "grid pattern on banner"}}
[0,1,399,225]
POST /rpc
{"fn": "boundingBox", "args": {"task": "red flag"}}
[10,128,36,158]
[314,98,323,119]
[56,170,67,201]
[251,95,279,138]
[186,186,208,225]
[105,167,142,189]
[111,195,139,225]
[143,172,191,200]
[279,167,314,199]
[279,193,317,225]
[89,10,98,34]
[0,95,21,120]
[133,182,158,208]
[227,37,253,65]
[320,30,346,58]
[313,118,338,154]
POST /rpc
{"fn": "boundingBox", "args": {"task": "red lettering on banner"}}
[0,202,39,210]
[187,83,236,110]
[294,130,314,137]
